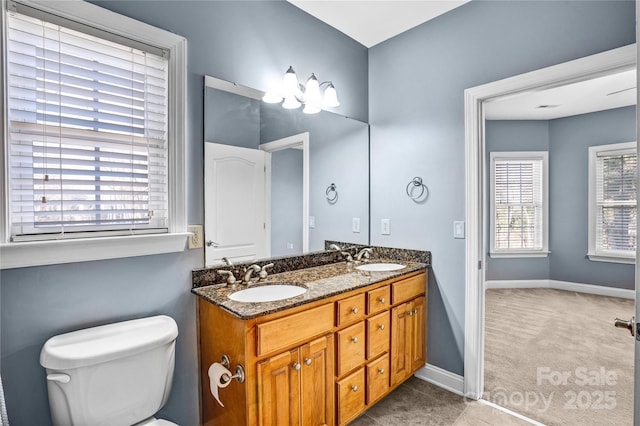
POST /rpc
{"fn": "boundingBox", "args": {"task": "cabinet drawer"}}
[336,293,366,327]
[336,367,365,425]
[367,285,390,315]
[366,311,390,360]
[366,354,390,405]
[336,321,365,377]
[257,303,334,357]
[391,273,426,305]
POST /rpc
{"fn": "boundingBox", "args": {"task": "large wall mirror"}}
[204,76,370,266]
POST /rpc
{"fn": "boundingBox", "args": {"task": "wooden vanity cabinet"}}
[197,270,427,426]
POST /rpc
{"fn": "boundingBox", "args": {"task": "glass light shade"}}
[322,83,340,108]
[304,73,322,106]
[262,92,283,104]
[303,103,321,114]
[282,96,301,109]
[282,66,299,98]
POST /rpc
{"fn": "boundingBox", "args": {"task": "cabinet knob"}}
[351,336,359,343]
[378,324,385,330]
[407,311,414,317]
[378,368,385,375]
[378,297,385,303]
[304,358,312,366]
[292,363,301,371]
[351,307,359,314]
[413,308,419,314]
[351,385,359,392]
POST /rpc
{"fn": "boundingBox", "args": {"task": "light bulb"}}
[322,83,340,108]
[262,92,283,104]
[282,66,299,98]
[282,96,301,109]
[304,73,321,106]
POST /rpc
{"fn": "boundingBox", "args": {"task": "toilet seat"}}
[133,417,179,426]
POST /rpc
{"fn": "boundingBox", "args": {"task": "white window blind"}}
[594,150,637,255]
[492,155,545,252]
[6,11,169,241]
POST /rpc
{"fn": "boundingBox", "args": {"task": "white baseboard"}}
[485,279,635,299]
[414,363,465,396]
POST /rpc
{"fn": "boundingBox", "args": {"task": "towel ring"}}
[406,177,428,201]
[326,183,338,203]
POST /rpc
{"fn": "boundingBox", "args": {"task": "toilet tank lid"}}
[40,315,178,370]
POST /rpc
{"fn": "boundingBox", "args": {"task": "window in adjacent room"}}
[588,142,637,264]
[1,0,187,268]
[490,151,549,257]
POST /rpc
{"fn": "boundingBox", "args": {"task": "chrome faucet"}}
[340,251,353,263]
[217,270,236,285]
[329,243,341,251]
[259,263,274,280]
[356,247,373,261]
[243,264,261,285]
[221,257,233,266]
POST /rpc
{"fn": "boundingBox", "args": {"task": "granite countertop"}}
[191,260,427,320]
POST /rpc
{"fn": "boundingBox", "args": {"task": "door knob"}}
[614,316,635,337]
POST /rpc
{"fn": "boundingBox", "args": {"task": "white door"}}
[204,143,269,266]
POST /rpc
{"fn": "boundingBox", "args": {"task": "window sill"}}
[587,253,635,265]
[0,233,190,269]
[489,251,549,259]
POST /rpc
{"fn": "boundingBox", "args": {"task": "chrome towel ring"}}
[406,177,428,202]
[326,183,338,203]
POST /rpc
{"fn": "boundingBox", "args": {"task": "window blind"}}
[493,158,544,251]
[6,11,169,241]
[595,151,637,254]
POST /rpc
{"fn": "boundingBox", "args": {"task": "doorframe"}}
[463,44,636,399]
[260,132,310,253]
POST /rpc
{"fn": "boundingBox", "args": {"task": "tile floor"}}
[349,377,533,426]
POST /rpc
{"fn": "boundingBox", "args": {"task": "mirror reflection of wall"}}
[203,76,369,266]
[484,68,637,288]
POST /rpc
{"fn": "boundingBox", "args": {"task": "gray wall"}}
[271,149,304,256]
[204,89,260,148]
[0,1,369,425]
[549,106,636,288]
[368,0,635,376]
[485,120,551,281]
[485,106,636,289]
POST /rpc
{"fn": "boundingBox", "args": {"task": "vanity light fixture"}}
[262,66,340,114]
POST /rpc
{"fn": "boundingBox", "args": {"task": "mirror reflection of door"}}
[204,143,268,265]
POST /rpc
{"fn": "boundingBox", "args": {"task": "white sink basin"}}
[356,263,406,272]
[228,284,307,303]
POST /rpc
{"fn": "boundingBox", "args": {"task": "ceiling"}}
[484,69,637,120]
[287,0,470,48]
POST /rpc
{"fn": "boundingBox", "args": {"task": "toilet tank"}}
[40,315,179,426]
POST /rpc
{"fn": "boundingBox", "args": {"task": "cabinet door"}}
[300,334,334,426]
[390,302,411,387]
[410,296,427,371]
[257,348,301,426]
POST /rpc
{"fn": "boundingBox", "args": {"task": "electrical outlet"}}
[381,219,390,235]
[453,221,465,239]
[187,225,203,249]
[287,242,294,249]
[352,217,360,233]
[309,216,316,229]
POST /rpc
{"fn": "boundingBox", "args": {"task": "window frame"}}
[0,0,188,269]
[587,141,637,265]
[489,151,549,258]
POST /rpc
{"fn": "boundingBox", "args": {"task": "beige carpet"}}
[484,288,634,425]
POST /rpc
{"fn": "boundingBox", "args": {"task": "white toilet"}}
[40,315,179,426]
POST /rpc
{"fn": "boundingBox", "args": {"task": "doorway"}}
[463,44,636,422]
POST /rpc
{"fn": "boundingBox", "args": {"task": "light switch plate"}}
[453,221,465,239]
[352,217,360,233]
[309,216,315,228]
[381,219,390,235]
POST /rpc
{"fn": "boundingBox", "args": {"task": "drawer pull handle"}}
[378,368,385,375]
[378,297,385,303]
[351,307,359,314]
[292,363,301,371]
[304,358,312,366]
[351,385,359,392]
[378,324,385,330]
[351,337,359,343]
